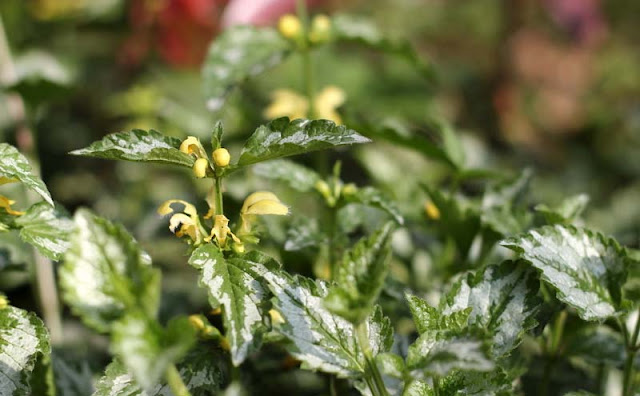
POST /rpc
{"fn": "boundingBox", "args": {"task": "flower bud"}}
[342,183,357,196]
[309,14,331,44]
[278,14,302,40]
[193,158,209,178]
[424,201,440,220]
[212,147,231,167]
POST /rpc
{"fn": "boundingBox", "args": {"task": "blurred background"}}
[0,0,639,393]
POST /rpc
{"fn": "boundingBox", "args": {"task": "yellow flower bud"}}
[309,14,332,44]
[269,309,285,325]
[193,158,209,178]
[425,201,440,220]
[278,14,302,40]
[180,136,208,159]
[0,294,8,310]
[212,147,230,167]
[188,315,205,330]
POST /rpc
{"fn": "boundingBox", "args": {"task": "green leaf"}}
[406,331,494,378]
[210,121,224,150]
[325,222,395,324]
[284,216,325,251]
[441,260,541,357]
[402,380,434,396]
[60,209,161,332]
[565,325,625,366]
[70,130,194,168]
[264,270,393,377]
[440,370,515,395]
[406,294,471,334]
[535,194,590,225]
[0,305,51,396]
[237,118,371,168]
[331,14,433,80]
[252,159,321,192]
[0,143,53,206]
[188,246,277,366]
[502,225,630,321]
[15,202,73,260]
[202,26,291,111]
[94,346,226,396]
[111,313,196,390]
[52,354,94,396]
[343,187,404,225]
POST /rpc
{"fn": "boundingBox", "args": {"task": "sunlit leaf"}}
[15,202,73,260]
[0,143,53,205]
[70,130,194,168]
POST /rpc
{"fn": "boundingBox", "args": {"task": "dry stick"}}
[0,14,63,345]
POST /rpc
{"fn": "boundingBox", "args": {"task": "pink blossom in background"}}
[542,0,607,46]
[221,0,321,28]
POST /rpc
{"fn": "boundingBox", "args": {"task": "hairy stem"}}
[355,321,389,396]
[165,364,191,396]
[215,177,224,216]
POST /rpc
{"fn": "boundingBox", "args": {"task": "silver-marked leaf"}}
[441,260,541,357]
[325,222,395,324]
[406,294,470,334]
[252,159,321,192]
[60,209,161,332]
[535,193,590,225]
[440,370,515,395]
[264,270,393,377]
[94,346,226,396]
[15,202,73,260]
[188,246,278,365]
[331,14,433,80]
[402,380,434,396]
[284,216,325,251]
[343,187,404,225]
[0,143,53,206]
[407,332,494,378]
[70,130,194,168]
[0,305,50,396]
[237,118,371,168]
[502,225,630,321]
[202,26,290,111]
[111,313,195,390]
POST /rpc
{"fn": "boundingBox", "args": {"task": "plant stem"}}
[541,310,567,396]
[622,309,640,396]
[355,321,389,396]
[165,364,191,396]
[433,376,441,396]
[327,206,338,280]
[215,177,224,216]
[0,13,63,345]
[295,0,315,119]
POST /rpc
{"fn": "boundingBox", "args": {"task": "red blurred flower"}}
[121,0,228,69]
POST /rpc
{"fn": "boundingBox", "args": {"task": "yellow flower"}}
[269,309,285,325]
[424,201,440,220]
[264,86,346,125]
[205,214,243,250]
[179,136,208,159]
[158,200,206,244]
[239,191,289,236]
[309,14,332,44]
[212,148,231,168]
[278,14,302,40]
[314,86,346,124]
[193,158,209,178]
[0,196,24,216]
[264,90,309,121]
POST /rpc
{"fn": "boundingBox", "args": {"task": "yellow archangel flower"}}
[263,86,346,125]
[158,200,206,244]
[238,191,290,236]
[0,177,24,216]
[424,201,440,220]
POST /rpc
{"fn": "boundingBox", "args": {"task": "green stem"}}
[355,322,389,396]
[327,206,338,280]
[215,177,224,216]
[622,309,640,396]
[165,364,191,396]
[541,310,567,396]
[295,0,315,118]
[433,376,441,396]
